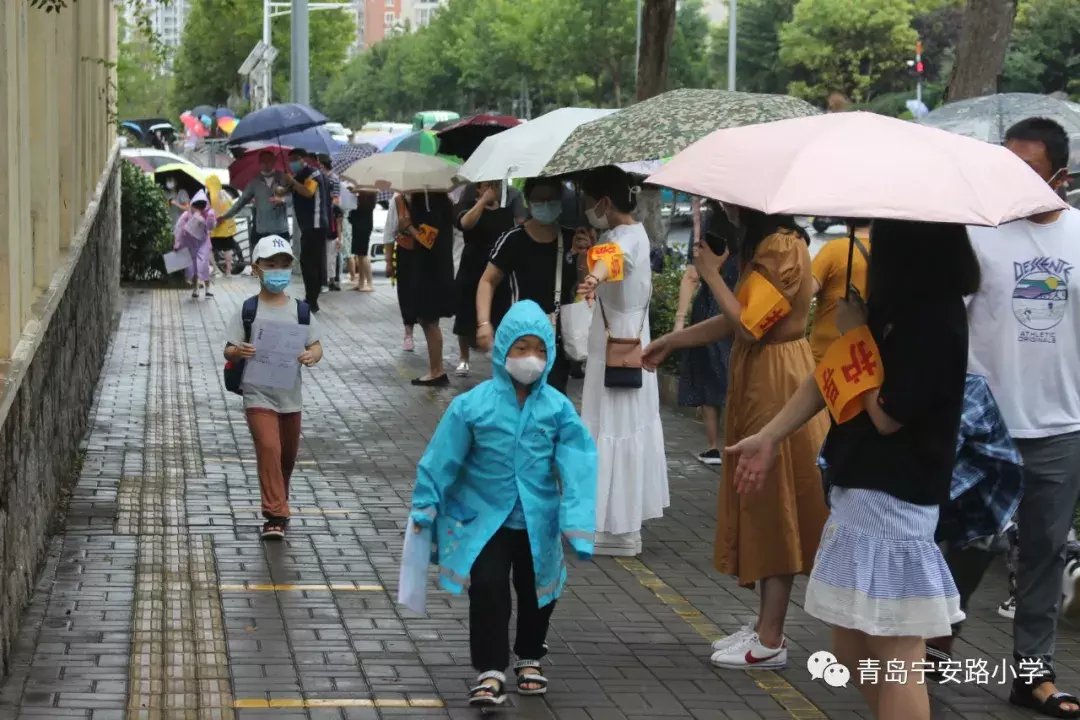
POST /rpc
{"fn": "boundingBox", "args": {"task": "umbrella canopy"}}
[331,143,378,176]
[180,113,209,138]
[382,130,439,155]
[228,102,328,146]
[542,89,819,176]
[435,114,522,160]
[227,146,290,191]
[191,104,215,118]
[217,116,238,135]
[459,107,616,183]
[275,125,342,155]
[154,162,208,197]
[123,155,155,174]
[920,93,1080,145]
[647,111,1066,226]
[363,131,407,151]
[215,107,235,119]
[342,151,459,194]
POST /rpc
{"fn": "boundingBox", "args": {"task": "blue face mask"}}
[260,268,291,293]
[289,160,304,173]
[530,201,562,225]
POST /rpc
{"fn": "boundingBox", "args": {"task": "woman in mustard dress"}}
[644,207,828,670]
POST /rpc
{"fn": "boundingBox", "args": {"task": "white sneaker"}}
[455,361,470,377]
[998,595,1016,620]
[711,623,756,652]
[710,633,787,669]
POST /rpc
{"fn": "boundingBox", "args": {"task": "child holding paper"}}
[643,207,826,670]
[409,300,597,707]
[726,220,979,720]
[225,236,323,541]
[174,189,216,299]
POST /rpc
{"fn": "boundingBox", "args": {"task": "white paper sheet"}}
[242,320,308,389]
[163,250,190,274]
[397,519,431,615]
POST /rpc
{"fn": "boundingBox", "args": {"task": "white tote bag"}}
[560,301,593,361]
[397,519,432,615]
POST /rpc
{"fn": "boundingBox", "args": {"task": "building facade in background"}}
[123,0,191,48]
[358,0,446,48]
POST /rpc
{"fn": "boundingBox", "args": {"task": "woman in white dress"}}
[575,166,669,556]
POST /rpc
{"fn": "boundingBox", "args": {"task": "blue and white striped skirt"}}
[805,487,965,638]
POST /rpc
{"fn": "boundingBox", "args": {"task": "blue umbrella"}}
[228,102,328,146]
[214,107,235,119]
[274,125,343,155]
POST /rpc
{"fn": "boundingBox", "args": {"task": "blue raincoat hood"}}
[492,300,556,390]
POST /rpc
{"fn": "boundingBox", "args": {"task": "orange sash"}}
[736,271,791,339]
[814,325,885,423]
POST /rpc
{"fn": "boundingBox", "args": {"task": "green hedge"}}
[120,160,174,281]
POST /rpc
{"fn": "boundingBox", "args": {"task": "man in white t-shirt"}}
[966,117,1080,716]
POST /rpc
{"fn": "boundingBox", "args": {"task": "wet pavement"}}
[0,277,1074,719]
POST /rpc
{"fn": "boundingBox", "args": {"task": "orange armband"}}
[587,243,624,281]
[736,271,791,339]
[814,325,884,423]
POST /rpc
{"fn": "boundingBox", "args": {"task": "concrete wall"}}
[0,1,119,674]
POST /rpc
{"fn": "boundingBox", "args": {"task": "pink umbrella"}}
[180,113,209,139]
[647,111,1065,227]
[227,145,290,191]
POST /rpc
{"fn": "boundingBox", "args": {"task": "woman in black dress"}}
[452,181,525,376]
[349,189,377,292]
[391,191,456,386]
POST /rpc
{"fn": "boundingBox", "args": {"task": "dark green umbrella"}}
[540,88,820,176]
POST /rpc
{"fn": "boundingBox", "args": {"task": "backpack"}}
[224,296,312,395]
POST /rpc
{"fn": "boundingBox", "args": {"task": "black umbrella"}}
[191,104,215,118]
[228,103,328,146]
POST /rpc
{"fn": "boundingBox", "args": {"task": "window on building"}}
[384,11,395,24]
[385,0,394,6]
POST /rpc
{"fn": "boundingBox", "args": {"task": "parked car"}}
[324,122,352,145]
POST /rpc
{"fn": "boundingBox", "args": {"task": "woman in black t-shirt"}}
[727,219,980,720]
[453,182,525,376]
[475,177,582,394]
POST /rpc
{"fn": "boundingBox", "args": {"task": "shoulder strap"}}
[296,299,311,325]
[554,233,564,313]
[241,296,259,342]
[852,236,870,262]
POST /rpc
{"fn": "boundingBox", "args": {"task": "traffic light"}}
[915,60,925,76]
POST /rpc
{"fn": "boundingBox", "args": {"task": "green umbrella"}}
[386,130,440,155]
[540,88,820,176]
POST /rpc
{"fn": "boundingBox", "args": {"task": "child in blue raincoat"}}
[410,299,597,707]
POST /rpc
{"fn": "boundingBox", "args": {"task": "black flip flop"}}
[1011,684,1080,718]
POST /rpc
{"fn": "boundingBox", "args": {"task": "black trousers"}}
[299,227,327,309]
[547,340,570,396]
[469,528,555,673]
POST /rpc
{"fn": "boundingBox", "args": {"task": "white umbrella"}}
[458,107,616,182]
[341,151,459,194]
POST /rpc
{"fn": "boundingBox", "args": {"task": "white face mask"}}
[505,355,546,385]
[585,203,610,230]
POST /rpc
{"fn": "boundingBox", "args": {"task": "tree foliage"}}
[320,0,711,127]
[172,0,353,114]
[709,0,798,94]
[117,17,172,119]
[1003,0,1080,95]
[779,0,919,104]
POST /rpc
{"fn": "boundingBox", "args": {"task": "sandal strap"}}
[514,659,541,671]
[475,670,506,685]
[518,673,548,686]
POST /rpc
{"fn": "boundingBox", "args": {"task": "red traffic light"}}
[915,61,925,74]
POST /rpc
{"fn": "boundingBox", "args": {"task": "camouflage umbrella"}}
[920,93,1080,174]
[540,88,820,177]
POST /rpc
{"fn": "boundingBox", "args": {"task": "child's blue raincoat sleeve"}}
[411,397,472,528]
[554,400,598,559]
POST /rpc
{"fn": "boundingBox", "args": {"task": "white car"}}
[324,122,352,145]
[120,147,195,171]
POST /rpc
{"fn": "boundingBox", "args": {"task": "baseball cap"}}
[252,235,295,262]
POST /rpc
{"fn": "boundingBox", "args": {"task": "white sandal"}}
[468,670,507,706]
[514,659,549,696]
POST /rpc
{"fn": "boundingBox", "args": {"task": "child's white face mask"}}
[505,355,545,385]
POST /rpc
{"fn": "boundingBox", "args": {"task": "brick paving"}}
[0,276,1076,719]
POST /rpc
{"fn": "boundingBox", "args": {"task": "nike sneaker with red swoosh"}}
[710,633,787,669]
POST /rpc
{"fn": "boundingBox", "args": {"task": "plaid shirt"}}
[936,374,1024,547]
